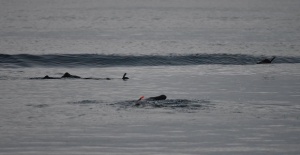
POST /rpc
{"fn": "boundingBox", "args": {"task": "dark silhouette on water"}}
[135,95,167,106]
[147,95,167,100]
[122,73,129,80]
[31,72,129,80]
[257,56,276,64]
[41,72,81,79]
[61,72,81,78]
[42,75,60,79]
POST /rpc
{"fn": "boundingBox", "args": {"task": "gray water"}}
[1,0,300,154]
[1,0,300,56]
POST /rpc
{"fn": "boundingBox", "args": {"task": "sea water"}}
[1,0,300,155]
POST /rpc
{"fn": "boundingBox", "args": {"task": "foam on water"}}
[66,98,213,113]
[112,99,213,112]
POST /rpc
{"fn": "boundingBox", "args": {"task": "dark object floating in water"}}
[147,95,167,101]
[135,94,167,106]
[122,73,129,80]
[39,72,80,79]
[31,72,128,80]
[61,72,81,78]
[257,56,276,64]
[42,75,60,79]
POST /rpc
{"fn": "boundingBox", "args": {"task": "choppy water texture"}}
[113,99,212,112]
[68,98,213,112]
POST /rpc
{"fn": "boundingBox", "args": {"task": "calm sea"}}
[1,0,300,154]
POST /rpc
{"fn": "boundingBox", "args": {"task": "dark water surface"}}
[1,54,300,68]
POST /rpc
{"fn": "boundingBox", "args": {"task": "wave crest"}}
[1,53,300,68]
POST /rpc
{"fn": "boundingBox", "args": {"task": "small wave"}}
[68,100,101,105]
[26,104,49,108]
[1,53,300,68]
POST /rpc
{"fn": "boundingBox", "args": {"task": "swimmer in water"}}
[135,96,145,106]
[135,95,167,106]
[147,95,167,100]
